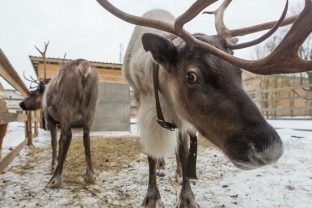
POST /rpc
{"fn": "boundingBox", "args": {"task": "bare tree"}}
[251,2,312,118]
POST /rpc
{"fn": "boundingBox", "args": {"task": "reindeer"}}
[20,59,99,188]
[97,0,312,207]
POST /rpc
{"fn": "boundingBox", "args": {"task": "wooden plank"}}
[0,112,27,124]
[37,63,127,83]
[0,50,29,98]
[37,63,60,79]
[0,99,7,112]
[0,139,27,174]
[253,83,312,93]
[254,94,312,102]
[260,106,312,112]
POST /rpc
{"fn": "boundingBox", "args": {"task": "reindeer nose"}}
[232,130,283,170]
[252,138,283,166]
[233,141,283,170]
[227,124,283,171]
[19,102,26,110]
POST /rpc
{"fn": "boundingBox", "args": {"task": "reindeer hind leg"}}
[47,120,72,188]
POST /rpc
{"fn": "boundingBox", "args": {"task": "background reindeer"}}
[20,59,99,188]
[97,0,312,207]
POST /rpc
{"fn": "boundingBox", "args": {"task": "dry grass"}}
[9,133,213,184]
[66,136,142,181]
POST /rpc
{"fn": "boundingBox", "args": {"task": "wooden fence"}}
[250,83,312,119]
[0,49,40,173]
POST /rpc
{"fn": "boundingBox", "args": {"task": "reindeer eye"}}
[186,72,197,83]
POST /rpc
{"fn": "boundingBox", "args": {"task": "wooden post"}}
[26,111,33,146]
[34,110,39,137]
[0,139,27,173]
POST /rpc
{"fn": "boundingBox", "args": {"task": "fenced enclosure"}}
[0,49,39,173]
[247,82,312,119]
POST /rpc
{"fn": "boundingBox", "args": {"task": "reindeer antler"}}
[96,0,312,75]
[23,71,39,89]
[34,41,49,84]
[202,0,298,49]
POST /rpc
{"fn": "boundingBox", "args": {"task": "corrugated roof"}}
[29,56,121,65]
[29,56,122,77]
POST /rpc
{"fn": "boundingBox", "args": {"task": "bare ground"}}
[1,130,312,208]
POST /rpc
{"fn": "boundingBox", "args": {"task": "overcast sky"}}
[0,0,302,89]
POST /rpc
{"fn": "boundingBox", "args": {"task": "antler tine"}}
[23,71,39,84]
[29,84,38,90]
[203,0,232,38]
[229,0,289,49]
[174,0,218,50]
[30,75,39,83]
[204,0,297,49]
[96,0,178,36]
[35,41,50,55]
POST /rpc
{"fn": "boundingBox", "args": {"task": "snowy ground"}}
[0,120,312,208]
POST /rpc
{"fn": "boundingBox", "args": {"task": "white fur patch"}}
[252,137,284,164]
[137,98,177,159]
[77,61,92,78]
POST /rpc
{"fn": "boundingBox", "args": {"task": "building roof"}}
[0,48,29,97]
[29,56,122,77]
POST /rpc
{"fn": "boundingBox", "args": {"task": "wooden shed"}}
[29,56,126,84]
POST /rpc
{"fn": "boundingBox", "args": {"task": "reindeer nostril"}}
[251,154,266,166]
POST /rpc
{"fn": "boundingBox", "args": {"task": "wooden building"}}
[29,56,126,84]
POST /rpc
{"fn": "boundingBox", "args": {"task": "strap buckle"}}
[157,119,176,131]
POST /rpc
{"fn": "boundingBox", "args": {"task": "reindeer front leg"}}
[47,117,57,172]
[141,155,164,208]
[177,131,199,208]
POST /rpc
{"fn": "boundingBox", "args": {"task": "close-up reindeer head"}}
[96,0,312,170]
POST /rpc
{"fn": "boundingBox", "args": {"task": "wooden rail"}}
[249,82,312,119]
[0,48,39,173]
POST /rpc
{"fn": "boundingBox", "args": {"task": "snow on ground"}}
[0,120,312,208]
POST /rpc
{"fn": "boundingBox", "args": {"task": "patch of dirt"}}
[66,136,142,181]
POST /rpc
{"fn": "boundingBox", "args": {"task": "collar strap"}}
[152,62,176,131]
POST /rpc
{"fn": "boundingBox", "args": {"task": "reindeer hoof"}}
[177,203,200,208]
[156,168,167,177]
[46,177,63,188]
[177,198,200,208]
[141,199,164,208]
[84,174,96,184]
[28,144,36,149]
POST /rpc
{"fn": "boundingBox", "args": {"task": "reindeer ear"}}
[142,33,178,69]
[39,81,45,93]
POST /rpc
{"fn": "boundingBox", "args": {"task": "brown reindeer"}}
[97,0,312,207]
[20,59,99,188]
[0,105,8,160]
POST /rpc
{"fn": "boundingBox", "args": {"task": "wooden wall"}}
[37,61,127,84]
